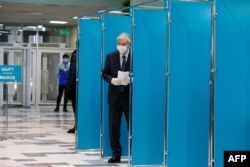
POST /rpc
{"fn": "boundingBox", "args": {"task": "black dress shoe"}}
[54,108,59,112]
[108,156,121,163]
[67,127,75,133]
[63,109,68,112]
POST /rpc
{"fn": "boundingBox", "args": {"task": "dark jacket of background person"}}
[66,50,77,101]
[65,49,77,133]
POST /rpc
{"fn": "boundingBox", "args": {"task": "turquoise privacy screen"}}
[132,9,167,165]
[215,0,250,166]
[101,13,131,157]
[77,18,101,149]
[167,2,210,167]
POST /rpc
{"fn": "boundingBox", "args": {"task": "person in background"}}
[54,54,70,112]
[102,32,131,163]
[65,49,77,133]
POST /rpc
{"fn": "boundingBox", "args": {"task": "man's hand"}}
[123,77,130,85]
[111,78,122,86]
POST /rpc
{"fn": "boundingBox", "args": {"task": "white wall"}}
[69,27,77,48]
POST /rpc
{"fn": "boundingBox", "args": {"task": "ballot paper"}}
[118,70,129,85]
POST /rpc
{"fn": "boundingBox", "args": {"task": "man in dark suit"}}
[102,32,131,163]
[65,49,77,133]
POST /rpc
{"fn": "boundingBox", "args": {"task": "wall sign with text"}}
[0,65,22,83]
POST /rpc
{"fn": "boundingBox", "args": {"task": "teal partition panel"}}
[77,18,101,149]
[215,0,250,166]
[167,2,210,167]
[101,14,131,157]
[132,9,167,165]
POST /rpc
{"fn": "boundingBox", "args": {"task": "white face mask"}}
[63,58,69,63]
[117,45,128,54]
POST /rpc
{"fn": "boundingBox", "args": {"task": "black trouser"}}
[56,85,68,110]
[109,93,129,157]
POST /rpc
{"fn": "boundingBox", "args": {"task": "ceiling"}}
[0,1,125,28]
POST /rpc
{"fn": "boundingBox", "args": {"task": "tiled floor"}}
[0,106,128,167]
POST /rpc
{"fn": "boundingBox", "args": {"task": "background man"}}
[54,54,70,112]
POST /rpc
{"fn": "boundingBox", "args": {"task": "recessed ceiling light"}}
[73,16,78,19]
[49,20,68,24]
[37,25,44,28]
[19,11,43,15]
[109,11,122,14]
[80,16,99,20]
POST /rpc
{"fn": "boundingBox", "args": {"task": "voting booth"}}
[100,9,131,158]
[77,14,101,150]
[215,0,250,166]
[76,0,250,166]
[131,1,167,165]
[167,1,211,167]
[77,9,131,157]
[77,1,212,166]
[131,0,212,166]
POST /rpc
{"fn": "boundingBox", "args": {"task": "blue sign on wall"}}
[0,65,22,83]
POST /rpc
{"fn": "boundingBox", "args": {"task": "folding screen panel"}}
[132,6,167,165]
[167,1,210,167]
[77,18,101,149]
[101,13,131,157]
[215,0,250,166]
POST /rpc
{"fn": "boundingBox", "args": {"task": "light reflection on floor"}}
[0,106,128,167]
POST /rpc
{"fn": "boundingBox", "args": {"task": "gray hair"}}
[116,32,131,44]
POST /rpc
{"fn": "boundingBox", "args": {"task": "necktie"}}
[121,55,126,71]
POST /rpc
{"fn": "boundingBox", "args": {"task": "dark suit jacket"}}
[66,50,77,100]
[102,50,130,106]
